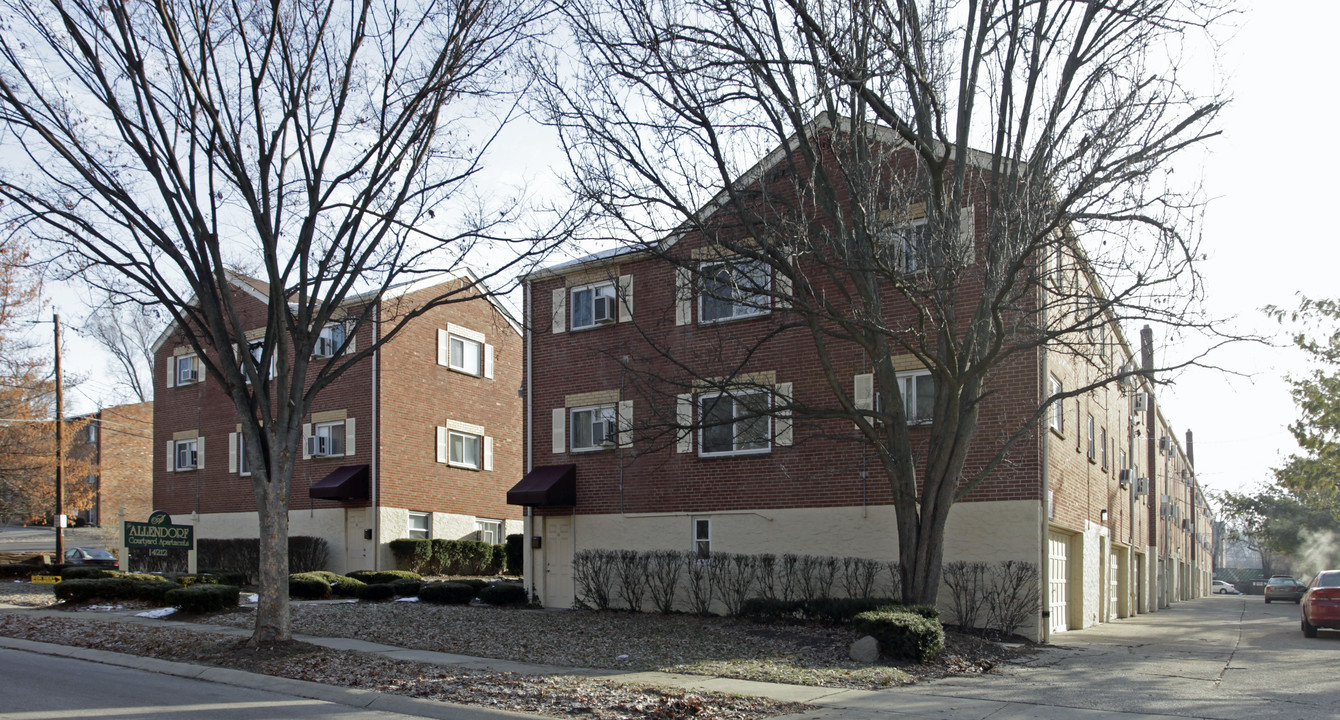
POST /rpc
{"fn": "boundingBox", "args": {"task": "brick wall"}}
[94,402,154,524]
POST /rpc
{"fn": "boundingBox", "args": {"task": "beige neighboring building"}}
[69,402,155,526]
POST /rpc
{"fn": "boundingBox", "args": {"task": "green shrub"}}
[389,539,433,573]
[853,609,945,663]
[288,572,332,600]
[165,584,240,613]
[504,534,524,575]
[195,571,249,587]
[330,575,366,597]
[359,583,398,602]
[458,541,495,576]
[418,581,476,604]
[804,597,905,624]
[740,597,805,621]
[53,578,130,602]
[176,574,218,587]
[478,583,527,606]
[347,570,421,584]
[901,604,941,621]
[390,578,423,597]
[0,563,56,579]
[131,579,184,604]
[61,567,120,580]
[196,536,330,583]
[454,578,488,594]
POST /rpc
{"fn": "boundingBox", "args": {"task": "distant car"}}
[63,547,119,569]
[1301,570,1340,638]
[1212,580,1241,595]
[1265,577,1305,603]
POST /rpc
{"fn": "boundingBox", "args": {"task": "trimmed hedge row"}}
[165,584,241,613]
[196,536,330,584]
[853,609,945,663]
[388,539,505,576]
[739,596,940,624]
[418,581,477,604]
[479,583,527,606]
[347,570,421,585]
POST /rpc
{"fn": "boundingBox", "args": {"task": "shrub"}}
[194,536,330,583]
[479,583,528,606]
[54,578,131,602]
[131,579,183,603]
[712,553,760,617]
[196,570,248,587]
[984,561,1039,636]
[418,581,476,604]
[615,549,649,611]
[390,578,423,597]
[454,578,489,594]
[504,534,524,575]
[853,609,945,663]
[347,570,421,584]
[684,553,714,615]
[455,541,495,576]
[740,597,804,622]
[289,572,332,600]
[289,537,330,573]
[943,560,990,632]
[304,572,365,598]
[805,597,901,624]
[903,603,941,621]
[489,543,507,575]
[359,583,398,602]
[840,557,881,599]
[646,550,685,614]
[61,567,120,580]
[166,584,241,613]
[573,549,617,610]
[1,563,55,579]
[389,539,433,574]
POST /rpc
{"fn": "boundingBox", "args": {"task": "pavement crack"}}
[1213,600,1247,688]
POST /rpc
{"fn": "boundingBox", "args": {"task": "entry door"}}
[1048,531,1069,634]
[1108,551,1119,622]
[543,516,574,608]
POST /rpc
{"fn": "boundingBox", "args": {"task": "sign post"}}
[117,507,128,573]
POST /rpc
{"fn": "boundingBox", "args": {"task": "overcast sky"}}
[36,1,1333,504]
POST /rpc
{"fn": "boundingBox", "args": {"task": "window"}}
[570,282,617,330]
[315,323,346,358]
[699,260,770,323]
[408,512,431,540]
[699,390,771,456]
[238,432,252,476]
[175,355,199,384]
[694,518,711,560]
[448,333,482,375]
[1100,427,1108,470]
[878,219,931,272]
[897,371,935,424]
[174,439,199,470]
[570,405,617,452]
[242,340,271,383]
[449,430,482,469]
[476,519,503,545]
[1049,375,1064,433]
[1086,414,1095,461]
[87,424,97,443]
[309,420,345,458]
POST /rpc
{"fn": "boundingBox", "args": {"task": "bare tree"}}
[539,0,1231,605]
[0,0,566,643]
[83,289,162,404]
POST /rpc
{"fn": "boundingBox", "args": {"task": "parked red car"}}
[1302,570,1340,638]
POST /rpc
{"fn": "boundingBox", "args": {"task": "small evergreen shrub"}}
[53,578,130,602]
[478,583,527,606]
[853,609,945,663]
[454,578,488,594]
[418,581,476,604]
[390,578,423,597]
[359,583,398,601]
[132,579,183,603]
[61,567,120,580]
[740,597,804,621]
[347,570,421,584]
[288,572,332,600]
[505,534,524,575]
[389,539,433,574]
[166,584,241,613]
[805,597,903,624]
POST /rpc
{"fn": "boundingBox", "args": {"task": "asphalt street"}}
[0,526,108,555]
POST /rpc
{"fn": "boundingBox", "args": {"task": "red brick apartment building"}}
[68,402,154,526]
[153,272,522,573]
[510,129,1213,639]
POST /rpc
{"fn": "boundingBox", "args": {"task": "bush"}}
[805,597,903,624]
[359,583,398,602]
[288,537,330,573]
[390,578,423,597]
[131,579,183,603]
[54,578,131,602]
[454,578,489,594]
[479,583,528,605]
[740,597,804,621]
[853,610,945,663]
[165,584,241,613]
[61,567,120,580]
[418,581,476,604]
[505,534,524,575]
[195,571,249,587]
[489,543,507,575]
[347,570,421,584]
[390,539,433,574]
[196,536,331,583]
[288,572,332,600]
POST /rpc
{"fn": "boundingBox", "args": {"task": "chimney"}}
[1140,325,1154,379]
[1185,429,1195,469]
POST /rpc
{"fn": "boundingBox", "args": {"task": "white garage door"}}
[1048,531,1069,634]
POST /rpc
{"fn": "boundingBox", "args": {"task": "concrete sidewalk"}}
[0,603,1228,720]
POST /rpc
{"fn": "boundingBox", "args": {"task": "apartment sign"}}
[124,510,194,550]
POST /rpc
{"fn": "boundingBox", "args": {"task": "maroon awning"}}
[309,465,370,501]
[507,464,576,506]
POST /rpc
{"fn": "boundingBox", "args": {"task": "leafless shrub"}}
[572,549,617,610]
[884,561,903,600]
[685,554,715,615]
[840,557,880,599]
[712,553,760,616]
[645,550,685,614]
[614,549,649,611]
[943,561,991,633]
[777,554,802,602]
[986,561,1040,637]
[797,555,838,602]
[754,554,778,600]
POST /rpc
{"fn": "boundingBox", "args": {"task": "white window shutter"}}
[166,440,175,472]
[552,288,567,333]
[436,427,448,464]
[166,357,176,388]
[674,268,692,326]
[196,437,204,469]
[229,432,238,473]
[676,394,692,453]
[344,417,356,456]
[775,382,793,446]
[617,400,633,448]
[854,373,873,430]
[196,356,205,384]
[483,344,495,379]
[483,436,494,471]
[618,274,634,322]
[775,271,792,309]
[346,328,356,354]
[302,423,312,460]
[957,205,976,264]
[437,329,449,366]
[552,408,566,454]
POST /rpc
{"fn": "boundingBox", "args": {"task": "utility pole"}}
[54,313,64,560]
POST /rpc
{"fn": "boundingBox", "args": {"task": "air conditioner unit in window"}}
[1119,469,1135,488]
[1134,478,1148,496]
[307,435,336,457]
[179,368,198,383]
[1118,363,1136,390]
[1159,435,1171,454]
[1132,393,1149,412]
[592,296,615,324]
[592,419,616,447]
[314,337,336,359]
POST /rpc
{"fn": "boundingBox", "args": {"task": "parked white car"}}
[1212,580,1242,595]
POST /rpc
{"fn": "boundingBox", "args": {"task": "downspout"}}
[524,279,536,602]
[371,304,380,571]
[1039,283,1052,644]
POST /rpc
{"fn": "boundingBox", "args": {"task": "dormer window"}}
[699,260,770,324]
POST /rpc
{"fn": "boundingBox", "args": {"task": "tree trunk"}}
[251,474,292,644]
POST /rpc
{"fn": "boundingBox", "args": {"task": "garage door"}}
[1048,531,1069,634]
